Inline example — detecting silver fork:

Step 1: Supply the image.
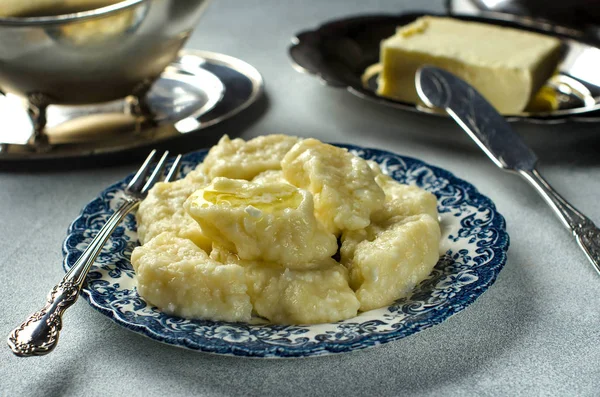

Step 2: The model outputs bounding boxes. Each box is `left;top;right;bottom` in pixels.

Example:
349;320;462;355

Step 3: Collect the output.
7;150;182;357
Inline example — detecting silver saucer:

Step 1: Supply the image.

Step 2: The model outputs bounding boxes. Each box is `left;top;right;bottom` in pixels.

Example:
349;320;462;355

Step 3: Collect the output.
0;50;263;161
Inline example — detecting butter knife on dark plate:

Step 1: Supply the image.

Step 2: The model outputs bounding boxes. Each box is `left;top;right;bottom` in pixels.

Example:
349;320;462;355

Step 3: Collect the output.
416;66;600;274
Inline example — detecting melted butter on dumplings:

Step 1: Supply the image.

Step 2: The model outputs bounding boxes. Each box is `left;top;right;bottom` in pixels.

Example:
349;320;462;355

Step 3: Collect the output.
185;177;337;268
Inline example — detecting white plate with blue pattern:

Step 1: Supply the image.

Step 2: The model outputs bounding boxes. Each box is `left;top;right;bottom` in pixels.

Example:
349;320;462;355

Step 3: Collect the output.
63;144;509;358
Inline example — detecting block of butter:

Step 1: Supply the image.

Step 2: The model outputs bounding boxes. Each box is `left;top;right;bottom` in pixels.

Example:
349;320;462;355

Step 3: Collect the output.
377;16;562;114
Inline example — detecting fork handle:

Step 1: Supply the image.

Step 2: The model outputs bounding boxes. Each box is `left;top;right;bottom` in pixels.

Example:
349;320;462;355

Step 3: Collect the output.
519;168;600;275
7;197;139;357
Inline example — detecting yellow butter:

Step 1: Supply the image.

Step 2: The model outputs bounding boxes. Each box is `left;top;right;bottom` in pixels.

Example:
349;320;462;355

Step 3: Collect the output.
377;16;561;114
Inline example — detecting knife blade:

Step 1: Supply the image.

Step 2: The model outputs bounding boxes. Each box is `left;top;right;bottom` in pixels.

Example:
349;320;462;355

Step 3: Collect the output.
416;66;537;172
416;65;600;275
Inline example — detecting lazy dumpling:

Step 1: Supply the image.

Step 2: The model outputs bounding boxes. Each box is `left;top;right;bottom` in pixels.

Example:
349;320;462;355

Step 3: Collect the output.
341;214;440;311
136;170;212;252
184;177;337;268
199;134;299;180
373;174;439;221
130;233;252;322
341;172;440;311
281;139;385;235
211;247;360;324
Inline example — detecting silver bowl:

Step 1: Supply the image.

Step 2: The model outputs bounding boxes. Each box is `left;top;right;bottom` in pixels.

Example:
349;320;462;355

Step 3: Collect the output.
0;0;210;105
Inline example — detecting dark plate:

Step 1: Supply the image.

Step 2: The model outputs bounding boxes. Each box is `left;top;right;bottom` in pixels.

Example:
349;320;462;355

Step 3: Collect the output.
289;12;600;124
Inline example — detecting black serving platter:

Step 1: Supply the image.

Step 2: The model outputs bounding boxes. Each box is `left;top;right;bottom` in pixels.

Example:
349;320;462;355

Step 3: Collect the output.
289;12;600;124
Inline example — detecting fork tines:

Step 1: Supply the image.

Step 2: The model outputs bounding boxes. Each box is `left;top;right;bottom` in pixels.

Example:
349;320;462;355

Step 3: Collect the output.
127;151;182;194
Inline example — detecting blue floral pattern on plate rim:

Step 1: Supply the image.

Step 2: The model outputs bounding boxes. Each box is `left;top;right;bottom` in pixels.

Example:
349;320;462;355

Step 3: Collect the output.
62;144;509;358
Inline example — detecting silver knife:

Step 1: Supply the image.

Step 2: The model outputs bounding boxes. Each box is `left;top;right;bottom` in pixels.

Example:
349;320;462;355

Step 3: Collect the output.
416;66;600;275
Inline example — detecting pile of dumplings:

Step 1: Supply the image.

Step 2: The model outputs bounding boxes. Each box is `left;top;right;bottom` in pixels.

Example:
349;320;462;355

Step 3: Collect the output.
132;135;440;324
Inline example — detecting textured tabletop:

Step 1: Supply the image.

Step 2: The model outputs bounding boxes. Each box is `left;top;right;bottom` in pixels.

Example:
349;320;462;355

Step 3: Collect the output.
1;1;600;396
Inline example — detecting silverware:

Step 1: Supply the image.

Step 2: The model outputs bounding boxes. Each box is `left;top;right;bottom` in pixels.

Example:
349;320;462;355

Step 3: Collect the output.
0;0;211;145
416;66;600;275
7;150;182;357
0;0;210;105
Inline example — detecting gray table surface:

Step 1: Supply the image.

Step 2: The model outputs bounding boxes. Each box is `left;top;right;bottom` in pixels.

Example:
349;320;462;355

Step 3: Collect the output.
2;1;600;396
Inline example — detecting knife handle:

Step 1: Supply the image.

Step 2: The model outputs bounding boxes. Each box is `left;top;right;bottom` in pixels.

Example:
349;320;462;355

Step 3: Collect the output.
519;168;600;274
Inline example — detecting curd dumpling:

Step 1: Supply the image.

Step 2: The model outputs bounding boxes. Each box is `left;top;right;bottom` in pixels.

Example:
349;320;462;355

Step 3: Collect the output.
211;248;360;324
252;170;288;185
373;174;439;221
136;172;211;252
341;214;440;311
366;160;384;176
130;233;252;322
281;139;385;234
200;134;299;180
185;177;337;268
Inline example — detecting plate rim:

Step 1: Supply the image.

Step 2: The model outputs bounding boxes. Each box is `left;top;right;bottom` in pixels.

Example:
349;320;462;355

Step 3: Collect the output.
62;143;510;358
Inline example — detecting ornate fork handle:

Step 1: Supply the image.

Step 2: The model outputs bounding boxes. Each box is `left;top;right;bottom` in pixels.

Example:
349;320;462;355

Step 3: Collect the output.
8;197;140;357
519;169;600;274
